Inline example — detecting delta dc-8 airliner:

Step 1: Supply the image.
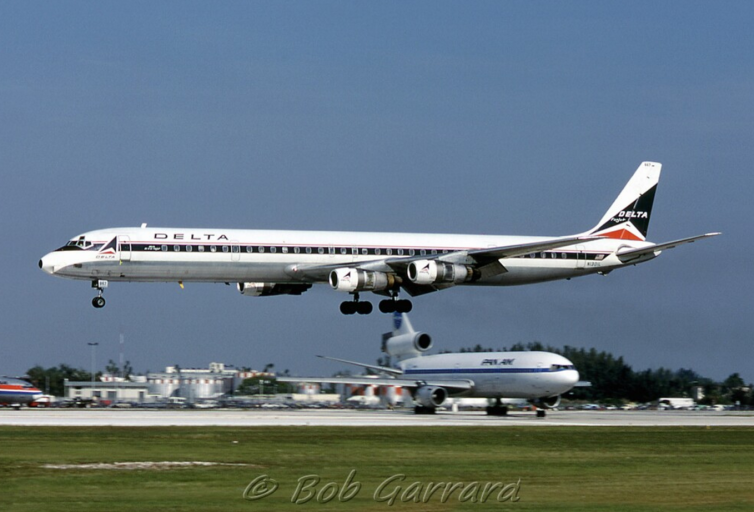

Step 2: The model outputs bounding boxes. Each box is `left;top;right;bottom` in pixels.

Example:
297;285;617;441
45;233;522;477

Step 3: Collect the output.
39;162;718;313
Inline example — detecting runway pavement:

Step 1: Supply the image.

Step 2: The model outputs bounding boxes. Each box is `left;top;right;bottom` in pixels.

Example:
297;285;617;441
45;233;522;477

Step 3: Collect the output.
1;408;753;427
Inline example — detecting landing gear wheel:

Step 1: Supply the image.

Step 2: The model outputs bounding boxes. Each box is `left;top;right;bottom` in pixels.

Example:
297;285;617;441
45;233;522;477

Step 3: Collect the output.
91;280;108;309
340;300;372;315
487;399;508;416
379;299;412;313
396;299;412;313
536;409;546;418
379;300;396;313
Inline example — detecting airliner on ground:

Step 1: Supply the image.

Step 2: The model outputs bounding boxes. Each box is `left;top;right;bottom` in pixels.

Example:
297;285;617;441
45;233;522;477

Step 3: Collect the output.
0;377;43;409
39;162;718;313
279;313;582;416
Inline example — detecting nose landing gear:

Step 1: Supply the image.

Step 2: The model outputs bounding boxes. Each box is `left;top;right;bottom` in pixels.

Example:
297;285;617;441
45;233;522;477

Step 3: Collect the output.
91;280;108;308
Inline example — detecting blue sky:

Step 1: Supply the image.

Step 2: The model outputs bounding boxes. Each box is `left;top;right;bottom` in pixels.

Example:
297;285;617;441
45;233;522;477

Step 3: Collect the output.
1;2;751;383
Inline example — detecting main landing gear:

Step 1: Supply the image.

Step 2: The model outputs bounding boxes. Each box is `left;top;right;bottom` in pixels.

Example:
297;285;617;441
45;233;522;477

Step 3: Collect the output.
339;293;373;315
91;280;108;309
340;293;413;315
340;299;413;315
486;398;508;416
378;298;412;314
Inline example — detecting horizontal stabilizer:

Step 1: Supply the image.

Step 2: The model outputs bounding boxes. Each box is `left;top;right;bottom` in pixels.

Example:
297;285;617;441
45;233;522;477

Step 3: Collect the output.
616;232;721;262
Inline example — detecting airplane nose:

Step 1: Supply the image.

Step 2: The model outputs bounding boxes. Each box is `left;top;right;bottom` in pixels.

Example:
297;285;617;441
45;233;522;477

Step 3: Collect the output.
39;255;55;275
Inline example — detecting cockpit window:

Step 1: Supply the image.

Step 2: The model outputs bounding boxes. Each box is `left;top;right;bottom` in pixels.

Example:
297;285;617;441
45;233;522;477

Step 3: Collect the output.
550;364;575;372
57;237;103;252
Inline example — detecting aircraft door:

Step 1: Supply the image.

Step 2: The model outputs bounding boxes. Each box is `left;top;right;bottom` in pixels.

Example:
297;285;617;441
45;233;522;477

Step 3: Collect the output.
231;241;241;262
576;245;585;269
118;236;131;262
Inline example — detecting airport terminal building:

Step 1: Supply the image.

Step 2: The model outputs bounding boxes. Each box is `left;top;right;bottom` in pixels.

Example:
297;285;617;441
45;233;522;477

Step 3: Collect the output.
65;362;272;404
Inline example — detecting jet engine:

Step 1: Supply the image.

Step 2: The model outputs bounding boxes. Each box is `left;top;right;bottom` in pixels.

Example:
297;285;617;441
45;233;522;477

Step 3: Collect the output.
382;332;432;360
237;282;312;297
414;386;447;408
530;395;561;409
406;260;477;286
329;268;398;293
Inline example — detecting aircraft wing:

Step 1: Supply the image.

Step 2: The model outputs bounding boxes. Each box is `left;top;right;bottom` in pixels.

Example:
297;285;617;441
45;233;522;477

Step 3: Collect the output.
616;232;720;263
316;355;403;377
277;376;474;393
287;235;601;290
465;235;602;264
383;235;601;269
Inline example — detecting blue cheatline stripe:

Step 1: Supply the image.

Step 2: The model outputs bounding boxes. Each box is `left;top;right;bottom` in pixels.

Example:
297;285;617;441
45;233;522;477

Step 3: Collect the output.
0;389;39;396
403;367;564;376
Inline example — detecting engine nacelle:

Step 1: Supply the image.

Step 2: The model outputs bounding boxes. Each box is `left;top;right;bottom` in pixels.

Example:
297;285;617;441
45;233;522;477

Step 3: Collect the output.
415;386;447;408
406;260;476;286
329;268;397;293
530;395;561;409
382;332;432;360
237;282;312;297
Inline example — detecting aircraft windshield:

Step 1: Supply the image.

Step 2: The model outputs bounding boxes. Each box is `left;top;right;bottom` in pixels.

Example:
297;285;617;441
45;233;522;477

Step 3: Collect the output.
57;236;103;252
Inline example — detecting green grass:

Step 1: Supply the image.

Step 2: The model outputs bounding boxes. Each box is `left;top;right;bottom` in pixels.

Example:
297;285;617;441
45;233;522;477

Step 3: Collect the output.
1;426;753;511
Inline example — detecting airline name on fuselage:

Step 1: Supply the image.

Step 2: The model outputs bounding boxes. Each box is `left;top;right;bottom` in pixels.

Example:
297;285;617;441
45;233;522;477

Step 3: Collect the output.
154;233;229;241
481;358;515;366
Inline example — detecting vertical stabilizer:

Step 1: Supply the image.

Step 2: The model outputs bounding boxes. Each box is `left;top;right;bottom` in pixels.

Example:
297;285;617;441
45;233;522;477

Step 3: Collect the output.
382;313;431;362
392;312;414;336
588;162;661;241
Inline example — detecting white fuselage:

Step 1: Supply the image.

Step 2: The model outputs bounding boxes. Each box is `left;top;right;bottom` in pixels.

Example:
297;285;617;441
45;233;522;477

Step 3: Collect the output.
39;226;655;287
399;351;579;399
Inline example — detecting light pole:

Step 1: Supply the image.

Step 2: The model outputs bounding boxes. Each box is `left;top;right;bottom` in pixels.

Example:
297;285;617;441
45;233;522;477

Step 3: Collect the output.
88;342;99;399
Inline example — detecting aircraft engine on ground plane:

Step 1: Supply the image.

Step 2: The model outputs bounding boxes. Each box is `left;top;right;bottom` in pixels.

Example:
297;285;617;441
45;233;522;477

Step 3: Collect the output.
531;395;561;409
406;260;477;286
415;385;447;408
237;282;312;297
382;331;432;360
328;268;398;293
